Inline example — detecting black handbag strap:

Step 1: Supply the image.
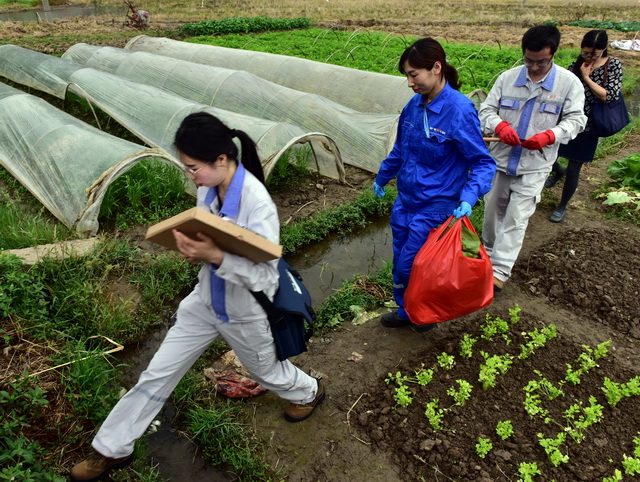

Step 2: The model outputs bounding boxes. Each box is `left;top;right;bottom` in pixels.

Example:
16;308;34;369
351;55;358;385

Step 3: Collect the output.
251;290;283;324
601;57;611;85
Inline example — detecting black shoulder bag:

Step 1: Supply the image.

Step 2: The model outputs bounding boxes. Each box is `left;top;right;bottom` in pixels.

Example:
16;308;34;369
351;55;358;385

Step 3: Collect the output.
589;58;630;138
251;258;315;361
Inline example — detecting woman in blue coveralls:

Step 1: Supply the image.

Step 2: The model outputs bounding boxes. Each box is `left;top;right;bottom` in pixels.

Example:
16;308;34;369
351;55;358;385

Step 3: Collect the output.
373;38;496;332
70;112;324;482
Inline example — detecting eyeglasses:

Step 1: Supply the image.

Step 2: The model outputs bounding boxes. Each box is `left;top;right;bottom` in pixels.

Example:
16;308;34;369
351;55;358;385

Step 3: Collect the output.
581;50;603;60
184;165;204;176
522;57;553;68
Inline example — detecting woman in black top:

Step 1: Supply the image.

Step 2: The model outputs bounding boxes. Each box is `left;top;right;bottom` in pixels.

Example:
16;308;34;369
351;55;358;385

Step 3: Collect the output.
544;29;624;222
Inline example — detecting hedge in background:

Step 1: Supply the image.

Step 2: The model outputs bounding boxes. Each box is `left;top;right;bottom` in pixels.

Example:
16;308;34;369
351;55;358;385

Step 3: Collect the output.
180;16;311;36
568;19;640;32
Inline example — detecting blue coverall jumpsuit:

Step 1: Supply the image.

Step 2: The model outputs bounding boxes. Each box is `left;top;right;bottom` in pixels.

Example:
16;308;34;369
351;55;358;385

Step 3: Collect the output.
375;82;496;322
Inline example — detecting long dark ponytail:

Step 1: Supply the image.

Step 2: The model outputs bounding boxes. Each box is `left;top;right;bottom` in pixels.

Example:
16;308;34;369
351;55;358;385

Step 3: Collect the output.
174;112;265;185
573;29;609;82
399;38;461;91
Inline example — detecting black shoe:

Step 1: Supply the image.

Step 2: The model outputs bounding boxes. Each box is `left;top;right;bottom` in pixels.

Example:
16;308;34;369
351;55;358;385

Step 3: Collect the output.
380;312;411;328
549;207;566;223
412;323;437;333
544;171;564;189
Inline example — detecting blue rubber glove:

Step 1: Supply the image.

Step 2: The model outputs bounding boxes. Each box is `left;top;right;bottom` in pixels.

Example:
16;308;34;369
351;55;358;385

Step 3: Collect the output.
453;201;472;219
372;182;386;198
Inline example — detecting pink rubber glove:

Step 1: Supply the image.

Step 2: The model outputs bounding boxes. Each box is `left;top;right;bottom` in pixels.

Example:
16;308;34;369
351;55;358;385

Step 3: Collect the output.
522;130;556;150
495;121;521;146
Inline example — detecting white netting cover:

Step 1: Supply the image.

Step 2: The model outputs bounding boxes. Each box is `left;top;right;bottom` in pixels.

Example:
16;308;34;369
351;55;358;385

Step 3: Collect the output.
125;35;413;115
62;43;399;173
0;81;181;236
0;45;344;182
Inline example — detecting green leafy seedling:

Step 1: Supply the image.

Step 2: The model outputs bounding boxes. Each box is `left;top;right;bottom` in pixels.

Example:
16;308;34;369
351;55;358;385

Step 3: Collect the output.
537;432;569;467
476;437;493;458
621;455;640;476
603;469;623;482
436;352;455;371
496;420;514;440
424;399;445;431
602;377;625;407
414;365;434;386
459;333;477;359
447;380;473;407
392;384;413;408
517;461;542;482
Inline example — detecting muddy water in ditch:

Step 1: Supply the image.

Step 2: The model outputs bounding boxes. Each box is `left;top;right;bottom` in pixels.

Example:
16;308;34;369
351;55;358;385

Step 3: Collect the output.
116;218;393;479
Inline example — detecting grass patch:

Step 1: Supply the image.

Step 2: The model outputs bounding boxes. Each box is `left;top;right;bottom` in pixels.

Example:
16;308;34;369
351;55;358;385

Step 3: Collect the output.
0;0;36;6
266;146;312;194
314;260;393;332
0;375;62;482
186;402;270;480
1;236;195;343
173;366;271;481
280;186;396;255
0;168;74;250
99;159;194;230
1;236;199;480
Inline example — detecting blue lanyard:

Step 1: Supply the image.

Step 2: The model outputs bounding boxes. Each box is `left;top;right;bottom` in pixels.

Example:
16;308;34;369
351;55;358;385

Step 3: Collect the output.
423;105;430;138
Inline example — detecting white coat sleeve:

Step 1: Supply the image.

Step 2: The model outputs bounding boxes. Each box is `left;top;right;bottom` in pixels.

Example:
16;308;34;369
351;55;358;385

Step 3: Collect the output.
214;198;280;293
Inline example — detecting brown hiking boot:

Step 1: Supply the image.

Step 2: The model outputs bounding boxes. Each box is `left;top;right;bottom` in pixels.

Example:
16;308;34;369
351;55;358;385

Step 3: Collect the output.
284;380;326;422
70;451;133;481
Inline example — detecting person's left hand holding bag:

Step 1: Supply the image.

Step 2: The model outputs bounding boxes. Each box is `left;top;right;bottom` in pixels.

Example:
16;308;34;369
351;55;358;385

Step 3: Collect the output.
173;229;223;265
522;130;555;150
372;182;386;198
452;201;472;219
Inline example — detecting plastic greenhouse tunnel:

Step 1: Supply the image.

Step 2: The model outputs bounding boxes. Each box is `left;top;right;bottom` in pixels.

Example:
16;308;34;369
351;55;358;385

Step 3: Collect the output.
0;81;179;236
0;44;345;182
123;35;414;115
62;43;399;174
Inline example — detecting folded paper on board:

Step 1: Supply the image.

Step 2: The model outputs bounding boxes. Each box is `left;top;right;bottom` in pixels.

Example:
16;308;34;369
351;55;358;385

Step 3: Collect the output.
145;207;282;263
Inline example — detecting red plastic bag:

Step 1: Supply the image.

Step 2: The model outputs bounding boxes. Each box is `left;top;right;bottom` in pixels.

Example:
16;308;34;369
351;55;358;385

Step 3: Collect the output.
405;215;493;325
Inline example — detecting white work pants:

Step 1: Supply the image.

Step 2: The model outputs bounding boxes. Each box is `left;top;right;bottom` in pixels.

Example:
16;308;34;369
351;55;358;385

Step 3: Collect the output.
92;289;317;459
482;170;547;282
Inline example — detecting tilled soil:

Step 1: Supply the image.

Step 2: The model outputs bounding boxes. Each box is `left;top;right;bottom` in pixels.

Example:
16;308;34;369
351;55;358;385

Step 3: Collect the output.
249;138;640;482
354;306;640;481
511;226;640;339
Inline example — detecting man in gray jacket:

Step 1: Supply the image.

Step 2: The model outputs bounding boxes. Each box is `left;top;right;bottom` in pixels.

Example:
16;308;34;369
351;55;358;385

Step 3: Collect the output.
479;25;587;291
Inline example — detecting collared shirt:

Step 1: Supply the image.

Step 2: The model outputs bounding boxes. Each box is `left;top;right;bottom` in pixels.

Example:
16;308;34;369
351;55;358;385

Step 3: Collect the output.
479;64;587;176
195;162;280;323
375;82;496;214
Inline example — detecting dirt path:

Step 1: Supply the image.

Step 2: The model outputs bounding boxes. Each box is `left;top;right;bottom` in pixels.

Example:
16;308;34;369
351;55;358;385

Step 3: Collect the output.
245;134;640;481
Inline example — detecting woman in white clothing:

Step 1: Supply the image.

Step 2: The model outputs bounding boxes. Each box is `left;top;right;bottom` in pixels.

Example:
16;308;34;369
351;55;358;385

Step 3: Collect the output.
70;112;325;482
